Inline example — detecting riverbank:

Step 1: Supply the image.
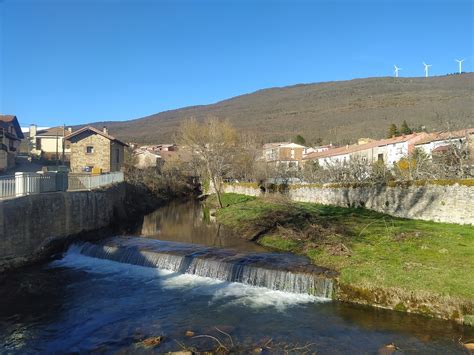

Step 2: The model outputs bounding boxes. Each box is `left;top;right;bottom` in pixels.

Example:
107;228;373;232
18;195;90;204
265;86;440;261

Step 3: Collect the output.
208;193;474;325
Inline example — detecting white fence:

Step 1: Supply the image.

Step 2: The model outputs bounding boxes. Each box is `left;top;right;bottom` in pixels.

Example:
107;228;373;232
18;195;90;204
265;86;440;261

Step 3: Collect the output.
0;172;124;199
68;172;124;191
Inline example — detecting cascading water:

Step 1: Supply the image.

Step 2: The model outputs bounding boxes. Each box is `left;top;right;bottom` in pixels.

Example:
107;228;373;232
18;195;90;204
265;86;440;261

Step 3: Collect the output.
72;236;336;298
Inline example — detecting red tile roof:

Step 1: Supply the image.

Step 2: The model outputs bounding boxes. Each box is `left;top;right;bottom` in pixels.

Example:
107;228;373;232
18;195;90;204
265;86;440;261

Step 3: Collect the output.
303;133;428;160
414;128;474;145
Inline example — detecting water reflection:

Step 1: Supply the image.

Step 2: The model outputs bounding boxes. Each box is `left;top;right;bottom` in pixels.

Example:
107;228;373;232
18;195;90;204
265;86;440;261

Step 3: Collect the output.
135;200;268;253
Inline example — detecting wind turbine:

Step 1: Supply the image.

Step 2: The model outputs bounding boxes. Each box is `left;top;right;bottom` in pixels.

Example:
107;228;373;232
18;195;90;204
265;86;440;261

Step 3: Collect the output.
394;65;402;77
455;59;465;74
423;62;432;77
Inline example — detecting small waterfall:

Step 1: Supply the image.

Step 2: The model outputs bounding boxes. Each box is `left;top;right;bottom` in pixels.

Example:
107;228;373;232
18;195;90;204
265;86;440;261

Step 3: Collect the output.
73;238;335;299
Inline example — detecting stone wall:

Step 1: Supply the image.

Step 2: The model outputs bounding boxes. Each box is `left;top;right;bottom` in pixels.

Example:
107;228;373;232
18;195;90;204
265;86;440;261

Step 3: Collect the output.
0;183;127;269
223;181;474;225
69;131;111;173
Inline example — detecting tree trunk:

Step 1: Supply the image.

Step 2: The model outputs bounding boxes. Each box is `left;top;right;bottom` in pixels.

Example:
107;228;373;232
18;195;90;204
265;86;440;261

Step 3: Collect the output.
213;177;223;208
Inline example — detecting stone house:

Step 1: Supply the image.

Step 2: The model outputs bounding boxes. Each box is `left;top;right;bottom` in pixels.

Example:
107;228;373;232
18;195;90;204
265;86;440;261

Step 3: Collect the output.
66;126;128;173
262;142;306;167
0;115;24;172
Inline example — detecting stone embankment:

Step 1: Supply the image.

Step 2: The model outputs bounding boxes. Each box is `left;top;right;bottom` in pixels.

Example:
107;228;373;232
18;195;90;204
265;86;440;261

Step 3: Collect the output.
0;183;129;270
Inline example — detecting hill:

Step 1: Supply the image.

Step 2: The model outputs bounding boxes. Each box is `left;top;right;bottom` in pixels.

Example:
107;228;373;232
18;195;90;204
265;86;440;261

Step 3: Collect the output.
86;74;474;145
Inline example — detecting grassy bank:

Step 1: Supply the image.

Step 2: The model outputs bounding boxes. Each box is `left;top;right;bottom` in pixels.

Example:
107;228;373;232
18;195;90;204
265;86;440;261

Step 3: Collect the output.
209;193;474;322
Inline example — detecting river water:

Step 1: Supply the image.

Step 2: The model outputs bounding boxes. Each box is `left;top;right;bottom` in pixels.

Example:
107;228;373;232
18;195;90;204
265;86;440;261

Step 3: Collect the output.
1;201;472;354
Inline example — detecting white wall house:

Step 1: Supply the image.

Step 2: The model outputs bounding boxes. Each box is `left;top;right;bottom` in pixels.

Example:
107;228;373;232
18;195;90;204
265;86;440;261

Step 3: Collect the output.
303;133;429;168
414;129;474;158
29;125;73;160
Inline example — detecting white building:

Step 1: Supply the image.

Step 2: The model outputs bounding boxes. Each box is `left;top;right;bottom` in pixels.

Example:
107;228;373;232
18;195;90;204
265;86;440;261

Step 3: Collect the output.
29;125;73;160
303;133;429;168
414;129;474;158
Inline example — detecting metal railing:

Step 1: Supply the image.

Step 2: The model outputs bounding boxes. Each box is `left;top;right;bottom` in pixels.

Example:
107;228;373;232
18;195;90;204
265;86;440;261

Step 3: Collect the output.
0;175;17;199
0;171;124;199
68;172;124;191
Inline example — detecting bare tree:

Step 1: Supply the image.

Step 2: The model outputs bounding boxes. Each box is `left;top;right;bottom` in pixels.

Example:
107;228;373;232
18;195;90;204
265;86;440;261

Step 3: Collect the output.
176;117;240;208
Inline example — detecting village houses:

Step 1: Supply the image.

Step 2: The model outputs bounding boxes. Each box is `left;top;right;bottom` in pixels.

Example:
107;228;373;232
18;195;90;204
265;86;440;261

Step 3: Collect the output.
0;115;24;172
301;129;474;169
28;125;73;160
414;128;474;164
303;133;429;167
262;142;307;167
66;126;128;173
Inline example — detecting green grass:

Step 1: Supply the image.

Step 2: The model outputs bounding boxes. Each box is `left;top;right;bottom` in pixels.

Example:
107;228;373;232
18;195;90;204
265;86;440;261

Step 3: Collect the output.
206;193;256;208
215;193;474;301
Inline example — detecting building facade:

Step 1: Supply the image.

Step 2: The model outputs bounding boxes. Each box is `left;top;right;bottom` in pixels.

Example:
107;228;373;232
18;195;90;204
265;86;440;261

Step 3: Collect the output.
0;115;24;171
29;125;73;160
303;133;429;168
263;142;306;167
66;126;128;173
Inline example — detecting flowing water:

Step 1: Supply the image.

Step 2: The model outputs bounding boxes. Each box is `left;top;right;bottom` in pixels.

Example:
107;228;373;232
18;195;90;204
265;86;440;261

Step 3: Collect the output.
0;201;472;354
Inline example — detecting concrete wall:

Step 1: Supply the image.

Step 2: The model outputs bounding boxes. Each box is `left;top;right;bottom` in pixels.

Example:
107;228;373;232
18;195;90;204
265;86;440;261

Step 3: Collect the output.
223;181;474;225
0;183;126;269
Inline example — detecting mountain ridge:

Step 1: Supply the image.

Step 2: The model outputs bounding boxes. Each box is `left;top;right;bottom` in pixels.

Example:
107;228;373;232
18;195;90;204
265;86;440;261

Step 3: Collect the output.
83;73;474;144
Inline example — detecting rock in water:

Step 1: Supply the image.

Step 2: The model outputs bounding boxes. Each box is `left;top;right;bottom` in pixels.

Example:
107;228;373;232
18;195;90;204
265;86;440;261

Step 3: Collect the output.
378;343;398;354
140;336;163;347
463;342;474;352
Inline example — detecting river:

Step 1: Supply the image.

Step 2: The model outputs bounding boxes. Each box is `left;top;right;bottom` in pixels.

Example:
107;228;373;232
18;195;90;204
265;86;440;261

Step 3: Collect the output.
0;201;472;353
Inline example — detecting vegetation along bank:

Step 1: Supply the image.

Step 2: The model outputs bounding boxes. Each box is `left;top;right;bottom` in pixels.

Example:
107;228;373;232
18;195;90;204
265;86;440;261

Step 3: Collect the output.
207;193;474;325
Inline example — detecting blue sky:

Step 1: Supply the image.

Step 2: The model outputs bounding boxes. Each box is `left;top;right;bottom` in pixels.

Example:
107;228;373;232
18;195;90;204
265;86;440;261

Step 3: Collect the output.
0;0;472;127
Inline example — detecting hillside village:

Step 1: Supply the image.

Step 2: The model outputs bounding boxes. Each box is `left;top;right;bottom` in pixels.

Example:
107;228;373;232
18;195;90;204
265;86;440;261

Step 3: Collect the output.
1;114;473;182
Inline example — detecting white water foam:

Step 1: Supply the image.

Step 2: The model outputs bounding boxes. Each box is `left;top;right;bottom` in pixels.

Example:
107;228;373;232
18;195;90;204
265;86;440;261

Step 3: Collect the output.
51;246;327;309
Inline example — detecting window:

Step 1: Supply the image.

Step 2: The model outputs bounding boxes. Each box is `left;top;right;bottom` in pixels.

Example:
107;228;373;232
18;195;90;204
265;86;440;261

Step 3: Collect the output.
378;153;384;162
86;146;94;154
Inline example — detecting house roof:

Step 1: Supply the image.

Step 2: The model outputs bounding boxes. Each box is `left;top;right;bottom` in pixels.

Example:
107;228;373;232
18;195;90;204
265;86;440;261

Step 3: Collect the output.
36;126;70;137
263;142;291;149
65;126;128;146
414;128;474;146
263;142;307;149
303;133;427;160
432;145;450;153
279;143;307;149
0;115;25;139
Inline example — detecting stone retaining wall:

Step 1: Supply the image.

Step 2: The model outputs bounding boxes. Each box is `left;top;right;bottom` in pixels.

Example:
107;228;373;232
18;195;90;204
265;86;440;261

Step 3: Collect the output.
224;182;474;225
0;183;127;269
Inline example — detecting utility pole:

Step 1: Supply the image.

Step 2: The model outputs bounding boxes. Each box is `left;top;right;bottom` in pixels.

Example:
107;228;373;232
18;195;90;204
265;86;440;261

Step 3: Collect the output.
55;128;59;167
62;124;65;165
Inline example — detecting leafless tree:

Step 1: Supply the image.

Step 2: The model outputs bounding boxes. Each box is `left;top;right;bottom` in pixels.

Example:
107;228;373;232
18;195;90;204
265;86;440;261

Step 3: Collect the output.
176;117;242;208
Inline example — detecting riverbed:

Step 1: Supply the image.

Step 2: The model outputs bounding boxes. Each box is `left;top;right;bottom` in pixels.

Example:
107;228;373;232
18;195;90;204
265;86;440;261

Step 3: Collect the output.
1;201;472;353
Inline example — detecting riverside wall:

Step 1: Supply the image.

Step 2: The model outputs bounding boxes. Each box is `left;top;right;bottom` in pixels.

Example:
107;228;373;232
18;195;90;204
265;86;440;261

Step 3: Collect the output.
223;181;474;225
0;183;127;270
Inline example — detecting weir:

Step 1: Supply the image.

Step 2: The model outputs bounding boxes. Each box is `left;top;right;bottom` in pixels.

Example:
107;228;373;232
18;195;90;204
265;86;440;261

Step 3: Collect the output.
72;236;336;298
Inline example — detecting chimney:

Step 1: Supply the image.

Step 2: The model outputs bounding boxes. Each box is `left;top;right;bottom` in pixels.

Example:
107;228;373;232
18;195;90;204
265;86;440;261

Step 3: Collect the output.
29;124;37;138
67;127;72;133
103;126;108;135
